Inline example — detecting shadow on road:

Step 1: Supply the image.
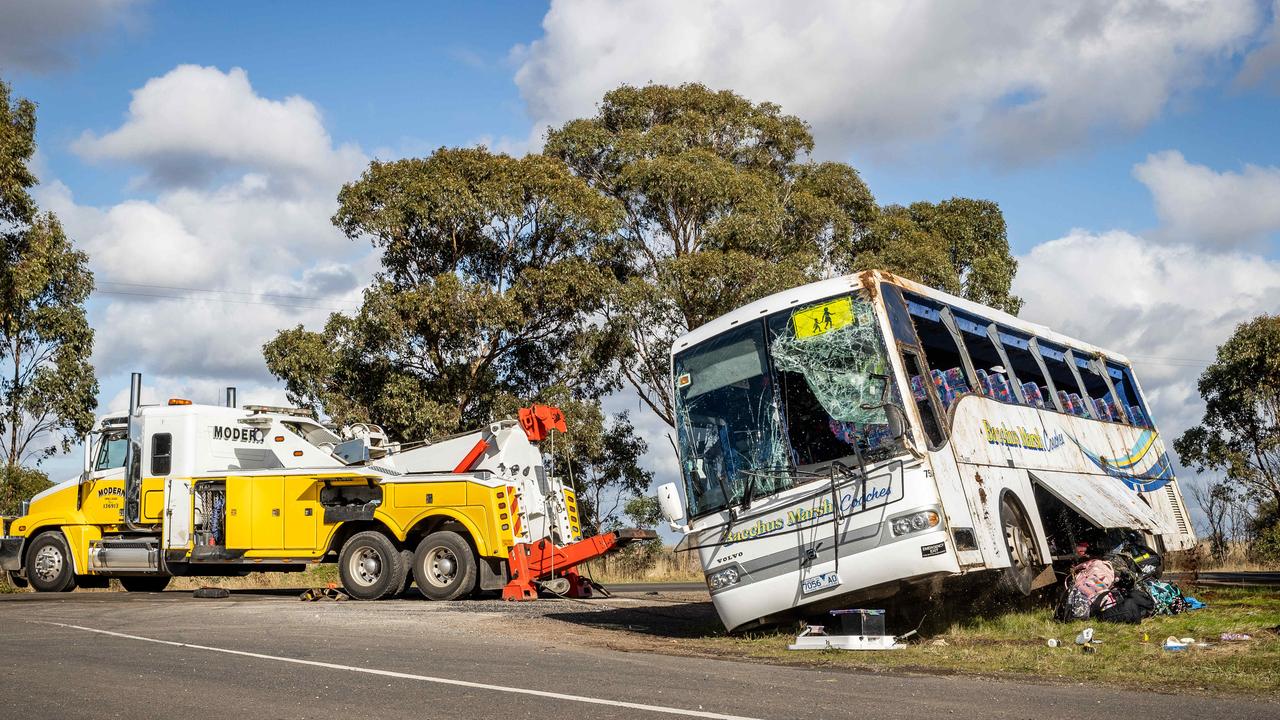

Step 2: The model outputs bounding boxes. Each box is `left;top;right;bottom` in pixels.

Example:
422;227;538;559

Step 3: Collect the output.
545;599;726;638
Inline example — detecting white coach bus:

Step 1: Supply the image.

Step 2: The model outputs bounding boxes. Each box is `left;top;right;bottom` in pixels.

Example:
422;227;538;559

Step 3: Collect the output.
656;270;1195;631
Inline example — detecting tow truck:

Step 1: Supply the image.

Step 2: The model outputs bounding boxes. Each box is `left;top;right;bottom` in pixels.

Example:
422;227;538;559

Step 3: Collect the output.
0;374;653;600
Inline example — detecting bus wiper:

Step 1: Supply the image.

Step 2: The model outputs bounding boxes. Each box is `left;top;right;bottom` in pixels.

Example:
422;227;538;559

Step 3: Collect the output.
741;474;757;511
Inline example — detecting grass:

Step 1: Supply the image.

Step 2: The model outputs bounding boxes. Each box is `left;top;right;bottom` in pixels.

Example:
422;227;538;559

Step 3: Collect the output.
1167;541;1280;574
674;586;1280;697
579;545;704;585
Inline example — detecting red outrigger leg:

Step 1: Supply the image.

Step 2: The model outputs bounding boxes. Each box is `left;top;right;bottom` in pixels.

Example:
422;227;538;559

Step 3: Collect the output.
502;529;656;601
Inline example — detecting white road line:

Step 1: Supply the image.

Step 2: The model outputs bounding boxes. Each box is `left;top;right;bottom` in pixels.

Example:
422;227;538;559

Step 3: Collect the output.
34;621;763;720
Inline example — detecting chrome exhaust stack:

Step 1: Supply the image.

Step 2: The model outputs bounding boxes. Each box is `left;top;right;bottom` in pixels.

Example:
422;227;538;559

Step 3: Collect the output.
123;372;144;529
225;387;237;408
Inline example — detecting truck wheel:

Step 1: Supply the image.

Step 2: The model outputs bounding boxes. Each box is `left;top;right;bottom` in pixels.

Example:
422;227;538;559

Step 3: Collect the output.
26;532;78;593
338;531;405;600
120;576;172;593
399;550;415;596
998;494;1043;596
412;531;477;601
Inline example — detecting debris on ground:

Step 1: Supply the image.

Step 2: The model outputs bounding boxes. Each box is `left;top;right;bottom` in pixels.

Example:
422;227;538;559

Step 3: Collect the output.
193;586;229;599
1055;541;1202;624
300;584;349;601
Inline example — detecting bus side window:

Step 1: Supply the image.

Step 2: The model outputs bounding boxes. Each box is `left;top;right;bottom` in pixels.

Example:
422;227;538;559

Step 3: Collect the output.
1076;356;1120;422
996;330;1049;409
900;348;945;448
151;433;173;476
902;295;974;410
1112;365;1152;427
1037;341;1088;417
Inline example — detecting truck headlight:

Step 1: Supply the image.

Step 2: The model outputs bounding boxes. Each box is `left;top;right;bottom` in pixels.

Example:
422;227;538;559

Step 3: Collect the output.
706;565;742;591
890;510;940;537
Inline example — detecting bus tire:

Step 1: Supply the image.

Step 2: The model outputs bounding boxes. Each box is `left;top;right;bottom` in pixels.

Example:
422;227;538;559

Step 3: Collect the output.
412;531;477;601
338;531;405;600
120;576;171;593
399;550;415;596
26;532;78;593
998;494;1043;596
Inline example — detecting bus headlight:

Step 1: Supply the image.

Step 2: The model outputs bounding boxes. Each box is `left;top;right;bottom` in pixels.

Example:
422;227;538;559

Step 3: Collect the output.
890;510;940;537
706;565;742;591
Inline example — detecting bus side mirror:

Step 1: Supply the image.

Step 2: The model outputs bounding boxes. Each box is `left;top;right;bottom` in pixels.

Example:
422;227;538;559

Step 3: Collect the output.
884;404;907;440
657;482;687;530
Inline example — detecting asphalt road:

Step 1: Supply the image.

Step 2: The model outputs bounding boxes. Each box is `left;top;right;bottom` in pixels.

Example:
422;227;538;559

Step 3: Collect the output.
1;590;1275;720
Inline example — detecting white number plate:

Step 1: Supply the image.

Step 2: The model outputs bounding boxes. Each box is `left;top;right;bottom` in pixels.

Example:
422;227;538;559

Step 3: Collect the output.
801;571;841;595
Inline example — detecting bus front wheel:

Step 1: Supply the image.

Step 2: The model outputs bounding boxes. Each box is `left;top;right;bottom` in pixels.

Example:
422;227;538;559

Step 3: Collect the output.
998;495;1044;596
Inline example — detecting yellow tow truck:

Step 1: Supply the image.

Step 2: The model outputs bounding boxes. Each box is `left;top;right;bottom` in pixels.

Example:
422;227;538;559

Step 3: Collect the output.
0;374;649;599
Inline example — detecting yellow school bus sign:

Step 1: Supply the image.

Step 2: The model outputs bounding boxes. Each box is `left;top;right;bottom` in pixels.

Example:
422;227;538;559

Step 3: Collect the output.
793;297;855;338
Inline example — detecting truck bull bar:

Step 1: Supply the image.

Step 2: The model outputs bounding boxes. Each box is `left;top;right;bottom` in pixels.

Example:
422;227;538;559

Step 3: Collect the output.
503;528;658;601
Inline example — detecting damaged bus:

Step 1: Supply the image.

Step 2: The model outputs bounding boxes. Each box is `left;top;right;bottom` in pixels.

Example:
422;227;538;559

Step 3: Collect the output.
656;270;1195;631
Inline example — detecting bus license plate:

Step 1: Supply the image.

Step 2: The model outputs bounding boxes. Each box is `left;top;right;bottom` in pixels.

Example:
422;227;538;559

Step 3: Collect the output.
801;572;841;595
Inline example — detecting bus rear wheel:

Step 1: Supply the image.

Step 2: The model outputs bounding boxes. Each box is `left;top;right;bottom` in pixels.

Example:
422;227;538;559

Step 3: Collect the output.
998;494;1044;596
120;576;171;593
26;532;77;593
338;531;405;600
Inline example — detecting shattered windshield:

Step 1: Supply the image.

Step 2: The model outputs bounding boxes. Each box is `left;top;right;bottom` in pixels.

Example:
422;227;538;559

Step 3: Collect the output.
673;323;789;518
673;292;902;518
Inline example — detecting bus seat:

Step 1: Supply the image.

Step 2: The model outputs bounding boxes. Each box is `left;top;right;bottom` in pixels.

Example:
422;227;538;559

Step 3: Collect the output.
975;368;993;398
944;368;970;396
1057;390;1075;414
909;375;927;402
930;369;955;408
1110;402;1126;422
1094;398;1112;421
1129;405;1148;427
1069;393;1088;417
987;372;1012;403
1021;382;1045;408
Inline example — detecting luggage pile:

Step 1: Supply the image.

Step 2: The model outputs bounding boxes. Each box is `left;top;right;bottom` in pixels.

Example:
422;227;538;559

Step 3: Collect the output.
1055;543;1198;624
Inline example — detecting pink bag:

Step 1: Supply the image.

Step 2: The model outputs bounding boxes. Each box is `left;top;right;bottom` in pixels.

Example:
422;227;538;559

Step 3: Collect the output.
1071;559;1115;603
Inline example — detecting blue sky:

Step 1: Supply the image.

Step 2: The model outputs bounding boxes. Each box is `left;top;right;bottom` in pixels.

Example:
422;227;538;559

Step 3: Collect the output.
4;1;1280;513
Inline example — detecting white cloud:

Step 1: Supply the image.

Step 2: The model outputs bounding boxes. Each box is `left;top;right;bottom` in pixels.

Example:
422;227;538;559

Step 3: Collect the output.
37;65;377;389
1237;0;1280;89
1134;150;1280;250
514;0;1262;162
0;0;144;73
1015;229;1280;439
73;65;366;191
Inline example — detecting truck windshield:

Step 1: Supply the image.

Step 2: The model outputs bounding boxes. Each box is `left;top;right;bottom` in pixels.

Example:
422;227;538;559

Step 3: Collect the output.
95;435;128;471
673;292;901;518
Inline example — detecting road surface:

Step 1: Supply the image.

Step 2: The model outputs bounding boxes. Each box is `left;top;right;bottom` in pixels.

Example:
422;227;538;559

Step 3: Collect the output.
0;589;1274;720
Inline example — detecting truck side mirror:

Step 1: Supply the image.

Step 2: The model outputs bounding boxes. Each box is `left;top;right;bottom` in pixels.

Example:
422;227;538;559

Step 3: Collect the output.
656;482;686;529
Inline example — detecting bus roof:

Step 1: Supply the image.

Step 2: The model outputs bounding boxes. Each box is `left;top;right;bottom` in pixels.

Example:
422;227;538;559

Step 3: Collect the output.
671;270;1131;366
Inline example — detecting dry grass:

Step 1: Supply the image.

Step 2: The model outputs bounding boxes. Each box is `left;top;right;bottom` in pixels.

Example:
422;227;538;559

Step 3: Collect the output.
579;546;703;585
1167;541;1280;573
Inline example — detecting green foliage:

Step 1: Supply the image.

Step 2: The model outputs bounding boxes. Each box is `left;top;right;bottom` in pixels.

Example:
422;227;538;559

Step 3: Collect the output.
0;464;49;516
847;199;1022;313
1253;521;1280;565
492;387;653;536
1175;314;1280;512
0;80;38;227
0;78;98;502
265;147;627;440
547;83;1019;424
